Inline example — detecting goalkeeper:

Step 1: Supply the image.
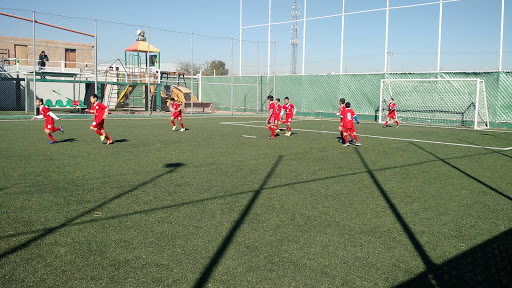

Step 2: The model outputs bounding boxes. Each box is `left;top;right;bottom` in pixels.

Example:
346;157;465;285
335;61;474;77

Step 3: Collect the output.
383;97;399;128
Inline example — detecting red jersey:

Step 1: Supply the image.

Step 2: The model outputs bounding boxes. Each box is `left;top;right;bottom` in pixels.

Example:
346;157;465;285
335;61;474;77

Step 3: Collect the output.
339;104;346;114
172;102;181;115
339;104;346;123
283;103;295;116
275;103;282;117
340;108;356;129
388;102;396;117
269;102;276;115
89;102;109;122
39;105;53;122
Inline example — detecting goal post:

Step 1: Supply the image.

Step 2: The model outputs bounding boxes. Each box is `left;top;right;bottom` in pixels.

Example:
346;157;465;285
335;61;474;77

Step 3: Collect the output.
379;78;489;129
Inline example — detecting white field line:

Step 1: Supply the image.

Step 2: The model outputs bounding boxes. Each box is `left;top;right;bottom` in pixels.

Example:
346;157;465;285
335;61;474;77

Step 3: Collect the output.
0;115;268;122
242;135;257;138
312;118;512;133
222;122;512;151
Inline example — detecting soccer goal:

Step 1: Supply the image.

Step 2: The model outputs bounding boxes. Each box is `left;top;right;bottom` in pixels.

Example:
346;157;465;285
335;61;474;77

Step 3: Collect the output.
379;78;489;129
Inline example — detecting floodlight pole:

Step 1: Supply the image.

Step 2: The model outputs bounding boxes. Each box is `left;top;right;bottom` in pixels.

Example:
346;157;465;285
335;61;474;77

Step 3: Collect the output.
94;19;98;97
33;11;36;115
268;0;272;76
256;41;260;113
302;0;306;75
231;38;234;115
240;0;242;75
384;0;390;74
191;32;194;115
499;0;505;71
340;0;345;74
437;0;443;73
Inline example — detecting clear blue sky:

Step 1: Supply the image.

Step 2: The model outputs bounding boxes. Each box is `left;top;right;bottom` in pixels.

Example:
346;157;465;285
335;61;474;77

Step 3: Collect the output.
0;0;510;74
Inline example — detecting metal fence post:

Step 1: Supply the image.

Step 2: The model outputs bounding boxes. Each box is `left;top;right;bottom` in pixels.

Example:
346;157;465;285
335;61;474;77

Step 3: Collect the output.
256;41;259;113
499;0;505;71
231;38;234;115
33;11;36;115
191;32;194;115
147;26;151;115
94;19;98;99
384;0;390;73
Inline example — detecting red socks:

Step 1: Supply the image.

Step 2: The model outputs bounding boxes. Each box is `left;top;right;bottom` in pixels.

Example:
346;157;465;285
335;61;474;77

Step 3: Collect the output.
180;122;184;129
354;135;359;142
95;129;103;136
47;134;55;141
396;120;399;126
384;121;388;126
51;127;60;133
344;134;349;143
269;126;275;137
171;120;175;126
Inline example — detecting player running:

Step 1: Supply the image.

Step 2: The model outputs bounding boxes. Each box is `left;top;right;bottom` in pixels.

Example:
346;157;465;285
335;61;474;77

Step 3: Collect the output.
340;102;361;147
169;98;185;131
282;97;296;136
31;98;64;144
266;95;276;138
274;98;282;134
86;94;113;145
383;97;399;128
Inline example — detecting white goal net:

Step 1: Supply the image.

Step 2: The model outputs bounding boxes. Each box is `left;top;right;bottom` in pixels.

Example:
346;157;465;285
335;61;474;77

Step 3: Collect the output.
379;78;489;129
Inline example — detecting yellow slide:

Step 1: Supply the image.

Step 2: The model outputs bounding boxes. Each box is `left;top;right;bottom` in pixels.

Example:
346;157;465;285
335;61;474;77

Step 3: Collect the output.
117;85;137;106
171;85;198;104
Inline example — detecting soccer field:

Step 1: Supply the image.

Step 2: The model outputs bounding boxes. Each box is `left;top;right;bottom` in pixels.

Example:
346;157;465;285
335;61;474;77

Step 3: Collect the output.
1;116;511;287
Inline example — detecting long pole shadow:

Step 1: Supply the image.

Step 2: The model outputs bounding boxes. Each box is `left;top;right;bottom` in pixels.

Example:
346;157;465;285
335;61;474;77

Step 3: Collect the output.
0;163;184;260
193;155;283;288
411;142;512;202
355;149;439;288
1;150;499;241
459;138;512;160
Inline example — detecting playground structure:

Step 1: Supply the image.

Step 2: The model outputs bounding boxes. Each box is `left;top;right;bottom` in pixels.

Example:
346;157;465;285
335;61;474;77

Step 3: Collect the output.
0;12;212;114
92;34;210;113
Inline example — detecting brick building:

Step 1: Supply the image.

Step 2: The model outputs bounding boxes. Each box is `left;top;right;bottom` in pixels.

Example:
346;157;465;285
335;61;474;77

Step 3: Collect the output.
0;36;93;69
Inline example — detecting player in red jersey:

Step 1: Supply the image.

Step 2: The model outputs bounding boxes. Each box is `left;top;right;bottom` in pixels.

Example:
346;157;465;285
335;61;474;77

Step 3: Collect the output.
31;98;64;144
282;97;296;136
335;98;346;142
169;98;185;131
340;102;361;146
266;95;276;138
274;98;282;134
86;94;113;145
383;97;399;128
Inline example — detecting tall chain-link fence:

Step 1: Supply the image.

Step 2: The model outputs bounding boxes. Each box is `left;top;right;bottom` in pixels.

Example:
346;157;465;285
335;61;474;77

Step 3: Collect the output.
1;4;511;128
200;71;512;127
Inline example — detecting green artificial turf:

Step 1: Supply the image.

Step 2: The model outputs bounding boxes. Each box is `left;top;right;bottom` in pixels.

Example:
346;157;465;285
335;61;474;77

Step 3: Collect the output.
1;116;511;287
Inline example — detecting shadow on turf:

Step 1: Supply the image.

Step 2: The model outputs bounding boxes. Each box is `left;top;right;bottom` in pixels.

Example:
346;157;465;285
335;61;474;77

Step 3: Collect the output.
193;155;283;288
355;149;440;287
411;142;512;202
0;150;503;241
57;138;76;143
0;162;184;260
113;139;129;143
458;138;512;160
356;148;512;287
394;228;512;288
